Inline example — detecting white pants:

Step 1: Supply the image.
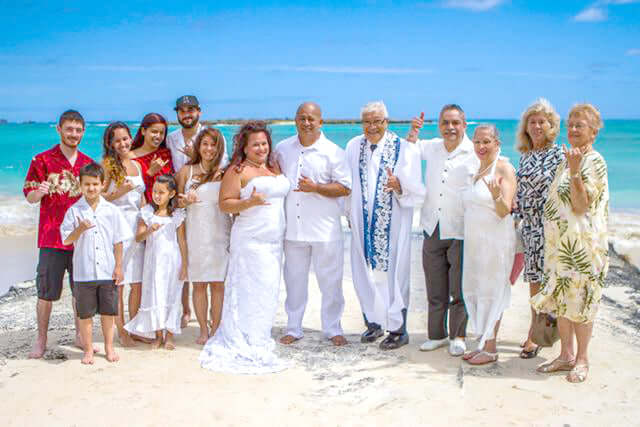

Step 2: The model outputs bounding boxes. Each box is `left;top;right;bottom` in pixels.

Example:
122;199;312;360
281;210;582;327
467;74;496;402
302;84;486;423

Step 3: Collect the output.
283;240;345;339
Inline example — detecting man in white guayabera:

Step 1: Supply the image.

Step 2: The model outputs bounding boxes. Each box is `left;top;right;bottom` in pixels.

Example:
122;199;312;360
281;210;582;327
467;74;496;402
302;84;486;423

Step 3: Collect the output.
406;105;480;357
275;102;352;346
345;101;425;350
166;95;228;328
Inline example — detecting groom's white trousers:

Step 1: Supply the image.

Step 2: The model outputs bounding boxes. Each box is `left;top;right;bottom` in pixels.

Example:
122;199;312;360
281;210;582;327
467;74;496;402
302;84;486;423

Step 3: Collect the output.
283;239;345;339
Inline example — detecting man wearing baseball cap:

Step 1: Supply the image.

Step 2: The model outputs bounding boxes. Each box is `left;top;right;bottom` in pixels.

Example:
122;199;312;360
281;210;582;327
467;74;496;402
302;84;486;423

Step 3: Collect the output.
166;95;228;172
166;95;228;328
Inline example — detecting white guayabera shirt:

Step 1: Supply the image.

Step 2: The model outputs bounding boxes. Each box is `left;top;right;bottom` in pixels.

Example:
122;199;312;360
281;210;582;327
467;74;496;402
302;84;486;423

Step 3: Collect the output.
275;133;352;242
167;122;229;172
416;135;479;240
60;196;132;282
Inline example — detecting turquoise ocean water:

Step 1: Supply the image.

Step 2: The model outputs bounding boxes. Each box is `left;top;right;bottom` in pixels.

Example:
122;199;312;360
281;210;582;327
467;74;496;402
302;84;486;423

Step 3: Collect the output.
0;120;638;232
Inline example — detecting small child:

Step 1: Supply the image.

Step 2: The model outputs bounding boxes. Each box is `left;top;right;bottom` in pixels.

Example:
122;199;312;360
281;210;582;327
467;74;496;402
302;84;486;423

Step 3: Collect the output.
60;163;132;364
124;174;188;350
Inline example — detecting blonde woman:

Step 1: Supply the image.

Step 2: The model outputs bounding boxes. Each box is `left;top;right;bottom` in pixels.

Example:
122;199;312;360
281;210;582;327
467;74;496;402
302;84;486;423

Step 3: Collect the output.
531;104;609;383
513;98;563;359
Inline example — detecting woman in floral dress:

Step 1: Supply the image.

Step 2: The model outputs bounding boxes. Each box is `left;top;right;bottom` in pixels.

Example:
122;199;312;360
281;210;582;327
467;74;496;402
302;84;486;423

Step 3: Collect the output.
531;103;609;383
514;98;563;359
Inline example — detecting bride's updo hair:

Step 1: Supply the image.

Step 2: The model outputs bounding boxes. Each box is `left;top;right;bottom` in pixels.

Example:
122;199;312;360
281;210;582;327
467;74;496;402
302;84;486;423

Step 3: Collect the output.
229;120;277;173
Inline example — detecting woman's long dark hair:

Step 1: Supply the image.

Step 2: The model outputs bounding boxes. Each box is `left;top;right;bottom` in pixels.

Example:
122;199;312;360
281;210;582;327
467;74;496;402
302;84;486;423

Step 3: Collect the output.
229;120;277;173
102;121;132;187
151;174;178;216
186;127;225;187
132;113;168;150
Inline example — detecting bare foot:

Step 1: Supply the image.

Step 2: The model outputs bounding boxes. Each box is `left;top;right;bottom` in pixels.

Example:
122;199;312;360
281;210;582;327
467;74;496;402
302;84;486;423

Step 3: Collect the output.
181;313;190;328
150;338;162;349
81;351;95;365
330;335;348;346
28;337;47;359
164;337;176;350
105;349;120;363
131;334;153;344
75;335;100;354
118;332;137;348
196;332;209;345
279;334;300;345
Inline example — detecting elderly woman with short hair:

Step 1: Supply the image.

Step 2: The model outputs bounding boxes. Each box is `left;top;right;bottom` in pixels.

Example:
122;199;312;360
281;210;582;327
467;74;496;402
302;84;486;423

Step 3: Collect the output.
531;104;609;383
513;98;563;359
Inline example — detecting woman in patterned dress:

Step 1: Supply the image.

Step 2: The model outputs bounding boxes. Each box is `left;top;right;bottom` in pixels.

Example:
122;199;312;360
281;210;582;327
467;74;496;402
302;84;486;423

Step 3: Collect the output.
514;99;563;359
531;104;609;383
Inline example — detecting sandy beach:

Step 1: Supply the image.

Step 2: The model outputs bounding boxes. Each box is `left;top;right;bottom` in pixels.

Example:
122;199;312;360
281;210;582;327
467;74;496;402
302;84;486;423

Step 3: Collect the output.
1;230;639;426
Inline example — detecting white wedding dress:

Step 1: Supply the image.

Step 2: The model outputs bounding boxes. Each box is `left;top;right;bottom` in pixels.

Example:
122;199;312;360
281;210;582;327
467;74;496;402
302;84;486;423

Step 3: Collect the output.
199;174;291;374
462;157;516;350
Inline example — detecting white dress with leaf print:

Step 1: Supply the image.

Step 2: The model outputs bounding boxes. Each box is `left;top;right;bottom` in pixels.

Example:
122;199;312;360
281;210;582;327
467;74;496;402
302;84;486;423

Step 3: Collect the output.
531;150;609;323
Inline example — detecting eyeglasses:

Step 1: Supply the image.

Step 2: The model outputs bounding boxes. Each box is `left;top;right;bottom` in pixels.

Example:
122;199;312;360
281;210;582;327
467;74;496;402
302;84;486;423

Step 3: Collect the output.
362;119;387;127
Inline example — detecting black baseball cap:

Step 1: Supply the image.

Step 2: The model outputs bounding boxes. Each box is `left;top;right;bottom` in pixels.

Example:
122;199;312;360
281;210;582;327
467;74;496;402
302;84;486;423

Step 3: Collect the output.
174;95;200;110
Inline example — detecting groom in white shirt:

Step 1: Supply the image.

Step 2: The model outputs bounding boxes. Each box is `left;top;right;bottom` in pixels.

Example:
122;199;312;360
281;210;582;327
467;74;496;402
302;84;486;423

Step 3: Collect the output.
406;104;479;356
275;102;352;346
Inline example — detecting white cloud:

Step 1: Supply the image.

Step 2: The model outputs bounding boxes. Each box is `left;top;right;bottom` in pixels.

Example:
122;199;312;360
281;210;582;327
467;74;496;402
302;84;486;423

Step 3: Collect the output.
627;48;640;56
441;0;506;11
573;6;607;21
264;66;433;74
573;0;639;22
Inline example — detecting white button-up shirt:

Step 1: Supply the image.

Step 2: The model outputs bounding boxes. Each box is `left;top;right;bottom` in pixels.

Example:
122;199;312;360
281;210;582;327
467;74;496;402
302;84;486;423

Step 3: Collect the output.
60;196;132;282
275;133;351;242
166;123;229;172
417;135;479;240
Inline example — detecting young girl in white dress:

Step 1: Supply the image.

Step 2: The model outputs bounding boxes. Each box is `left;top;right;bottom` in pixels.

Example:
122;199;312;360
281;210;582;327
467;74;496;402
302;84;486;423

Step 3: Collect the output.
176;127;231;345
125;174;188;350
461;124;517;365
101;122;145;347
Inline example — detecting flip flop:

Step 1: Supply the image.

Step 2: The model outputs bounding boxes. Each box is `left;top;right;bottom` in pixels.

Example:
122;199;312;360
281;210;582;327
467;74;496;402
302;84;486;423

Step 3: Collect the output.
467;351;498;365
536;358;575;373
519;345;541;359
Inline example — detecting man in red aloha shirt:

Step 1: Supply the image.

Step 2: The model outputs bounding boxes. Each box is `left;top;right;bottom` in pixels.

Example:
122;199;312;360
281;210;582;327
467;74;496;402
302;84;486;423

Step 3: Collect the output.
23;110;94;359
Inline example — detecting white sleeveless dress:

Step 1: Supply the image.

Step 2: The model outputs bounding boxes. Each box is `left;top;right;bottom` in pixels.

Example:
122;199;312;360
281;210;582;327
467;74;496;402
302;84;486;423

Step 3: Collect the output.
124;206;186;339
107;163;145;285
199;174;291;374
462;157;516;350
185;166;231;282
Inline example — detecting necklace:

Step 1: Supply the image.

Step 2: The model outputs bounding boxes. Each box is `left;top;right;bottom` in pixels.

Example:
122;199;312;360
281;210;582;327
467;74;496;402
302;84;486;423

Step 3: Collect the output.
245;158;266;168
475;159;495;180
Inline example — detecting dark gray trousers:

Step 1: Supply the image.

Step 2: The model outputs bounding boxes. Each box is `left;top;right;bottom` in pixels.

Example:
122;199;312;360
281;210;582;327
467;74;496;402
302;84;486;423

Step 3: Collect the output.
422;223;466;340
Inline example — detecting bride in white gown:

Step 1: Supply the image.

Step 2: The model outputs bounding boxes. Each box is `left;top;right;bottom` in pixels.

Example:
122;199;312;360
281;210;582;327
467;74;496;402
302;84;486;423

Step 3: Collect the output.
199;121;291;374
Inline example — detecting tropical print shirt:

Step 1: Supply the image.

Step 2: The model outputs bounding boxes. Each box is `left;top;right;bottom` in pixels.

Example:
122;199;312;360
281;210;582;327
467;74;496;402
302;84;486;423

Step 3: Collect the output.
23;144;94;250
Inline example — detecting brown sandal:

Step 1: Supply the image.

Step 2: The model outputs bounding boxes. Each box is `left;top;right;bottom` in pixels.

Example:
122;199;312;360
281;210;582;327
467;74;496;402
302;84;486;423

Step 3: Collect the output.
536;358;575;373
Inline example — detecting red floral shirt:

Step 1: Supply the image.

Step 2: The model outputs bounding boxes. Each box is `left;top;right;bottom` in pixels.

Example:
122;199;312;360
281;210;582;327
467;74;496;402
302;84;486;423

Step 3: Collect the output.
23;145;94;250
133;148;174;203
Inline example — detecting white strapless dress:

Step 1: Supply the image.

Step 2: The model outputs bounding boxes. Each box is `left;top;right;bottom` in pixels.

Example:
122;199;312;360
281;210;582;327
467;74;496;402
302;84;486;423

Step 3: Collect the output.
185;167;231;282
107;165;145;285
199;174;291;374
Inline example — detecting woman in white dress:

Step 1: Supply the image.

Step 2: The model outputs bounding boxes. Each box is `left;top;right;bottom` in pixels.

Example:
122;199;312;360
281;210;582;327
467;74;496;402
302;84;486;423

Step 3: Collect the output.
461;124;517;365
101;122;146;347
176;127;232;345
199;121;290;374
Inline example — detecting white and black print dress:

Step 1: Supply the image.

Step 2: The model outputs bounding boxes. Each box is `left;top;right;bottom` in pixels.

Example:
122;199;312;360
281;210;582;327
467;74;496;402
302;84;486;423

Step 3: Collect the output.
514;145;563;283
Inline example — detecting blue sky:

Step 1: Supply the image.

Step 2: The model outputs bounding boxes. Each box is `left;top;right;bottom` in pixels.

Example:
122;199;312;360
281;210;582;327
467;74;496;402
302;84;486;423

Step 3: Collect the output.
1;0;639;121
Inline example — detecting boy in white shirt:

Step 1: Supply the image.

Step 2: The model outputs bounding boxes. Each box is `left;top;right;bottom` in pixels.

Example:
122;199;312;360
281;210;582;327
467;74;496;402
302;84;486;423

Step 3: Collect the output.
61;163;132;365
